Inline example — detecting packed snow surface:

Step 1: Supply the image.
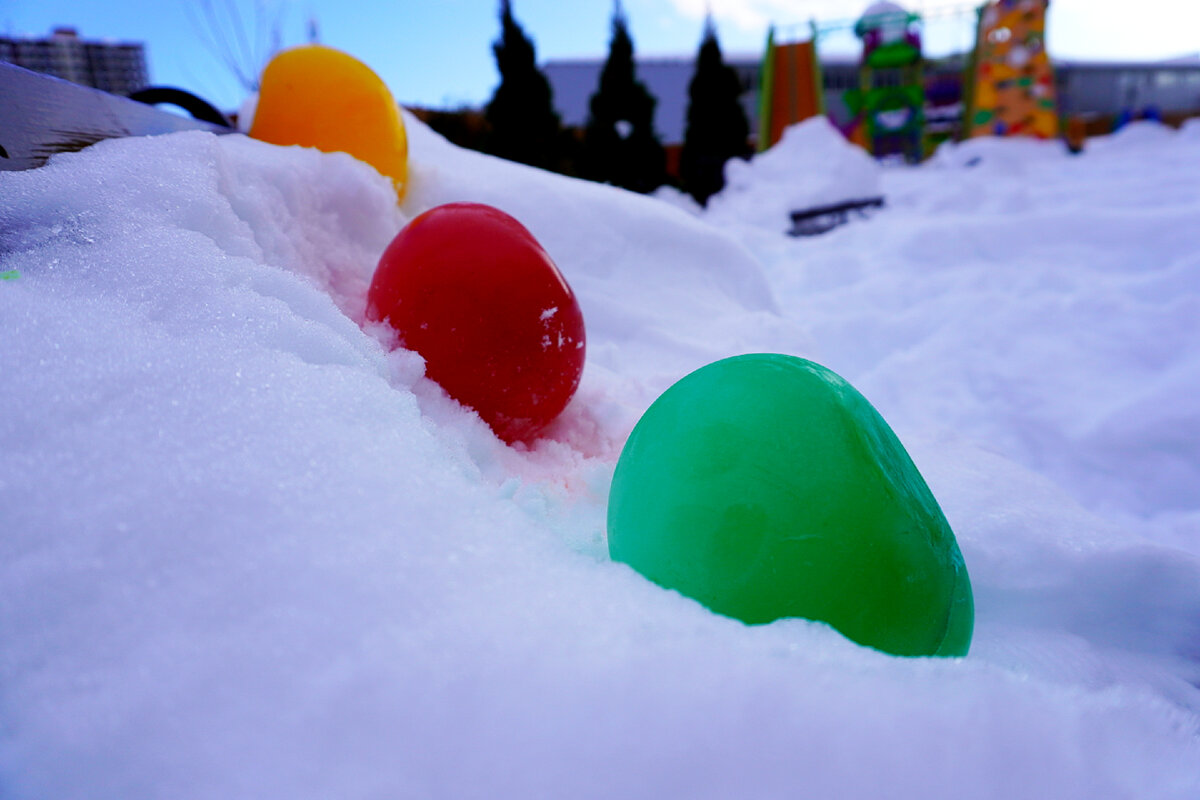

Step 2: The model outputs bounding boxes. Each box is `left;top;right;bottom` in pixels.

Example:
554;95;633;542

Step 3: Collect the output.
2;115;1199;798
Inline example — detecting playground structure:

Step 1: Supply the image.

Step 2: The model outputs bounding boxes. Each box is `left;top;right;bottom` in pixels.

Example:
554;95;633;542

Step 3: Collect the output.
847;2;926;162
963;0;1058;139
761;2;938;162
756;24;823;151
758;0;1068;161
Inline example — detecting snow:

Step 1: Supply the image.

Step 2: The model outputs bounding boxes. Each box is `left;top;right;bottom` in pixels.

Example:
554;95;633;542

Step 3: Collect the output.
1;110;1199;798
705;118;883;232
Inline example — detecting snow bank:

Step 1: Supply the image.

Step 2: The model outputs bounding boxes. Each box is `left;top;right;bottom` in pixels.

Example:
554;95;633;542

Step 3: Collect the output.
731;122;1200;530
399;116;808;403
1;115;1199;799
705;117;883;234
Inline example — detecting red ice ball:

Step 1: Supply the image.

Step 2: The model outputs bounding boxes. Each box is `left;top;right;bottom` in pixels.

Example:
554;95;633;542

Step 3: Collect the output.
367;202;586;443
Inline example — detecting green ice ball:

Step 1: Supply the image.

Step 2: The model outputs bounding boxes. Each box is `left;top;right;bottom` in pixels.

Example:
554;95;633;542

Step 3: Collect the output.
607;354;973;657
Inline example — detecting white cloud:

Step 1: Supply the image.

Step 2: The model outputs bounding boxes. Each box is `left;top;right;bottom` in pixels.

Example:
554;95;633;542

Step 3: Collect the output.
661;0;968;32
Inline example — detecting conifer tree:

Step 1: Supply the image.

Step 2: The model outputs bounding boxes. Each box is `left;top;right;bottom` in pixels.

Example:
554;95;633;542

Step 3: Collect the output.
581;2;666;193
485;0;562;171
680;17;751;205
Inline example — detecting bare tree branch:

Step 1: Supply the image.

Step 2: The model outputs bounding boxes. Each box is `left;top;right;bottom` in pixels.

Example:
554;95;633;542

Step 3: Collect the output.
188;0;289;93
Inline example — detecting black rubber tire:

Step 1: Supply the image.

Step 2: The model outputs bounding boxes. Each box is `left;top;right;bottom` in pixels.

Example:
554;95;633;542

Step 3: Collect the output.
128;87;233;128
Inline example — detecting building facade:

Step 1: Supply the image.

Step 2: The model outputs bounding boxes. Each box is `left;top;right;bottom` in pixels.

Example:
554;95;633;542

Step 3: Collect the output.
0;27;148;97
543;54;1200;146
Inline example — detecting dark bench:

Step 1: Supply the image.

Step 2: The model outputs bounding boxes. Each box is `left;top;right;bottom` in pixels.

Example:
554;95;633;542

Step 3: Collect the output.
788;196;885;237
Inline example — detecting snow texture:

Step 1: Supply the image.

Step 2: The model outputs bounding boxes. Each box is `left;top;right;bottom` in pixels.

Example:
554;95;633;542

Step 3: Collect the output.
1;113;1198;799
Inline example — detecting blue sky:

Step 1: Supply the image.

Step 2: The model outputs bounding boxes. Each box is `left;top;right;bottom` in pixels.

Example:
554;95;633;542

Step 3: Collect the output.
4;1;1198;112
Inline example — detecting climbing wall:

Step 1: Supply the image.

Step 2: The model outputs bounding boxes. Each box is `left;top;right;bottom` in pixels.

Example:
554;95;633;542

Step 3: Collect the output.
967;0;1058;139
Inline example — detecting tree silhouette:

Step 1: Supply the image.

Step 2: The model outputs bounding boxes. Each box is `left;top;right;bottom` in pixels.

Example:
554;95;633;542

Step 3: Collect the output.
485;0;563;171
680;17;751;205
581;2;666;193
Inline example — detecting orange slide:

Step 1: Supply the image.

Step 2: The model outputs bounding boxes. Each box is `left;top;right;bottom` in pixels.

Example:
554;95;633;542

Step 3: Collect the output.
758;28;825;151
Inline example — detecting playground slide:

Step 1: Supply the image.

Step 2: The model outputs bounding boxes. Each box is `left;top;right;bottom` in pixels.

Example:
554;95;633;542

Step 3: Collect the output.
758;31;823;151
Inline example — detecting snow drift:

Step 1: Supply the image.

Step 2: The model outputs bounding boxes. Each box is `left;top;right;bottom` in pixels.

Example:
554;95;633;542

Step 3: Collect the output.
1;114;1198;799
